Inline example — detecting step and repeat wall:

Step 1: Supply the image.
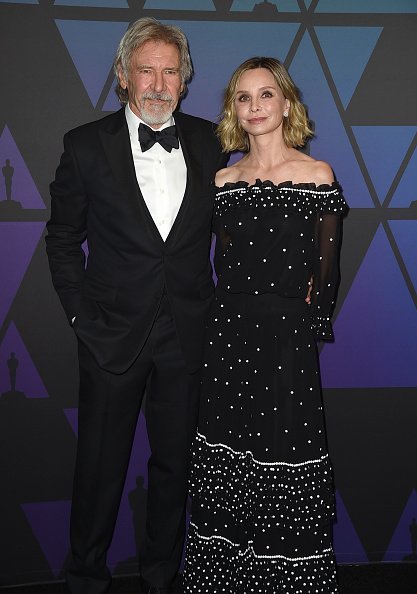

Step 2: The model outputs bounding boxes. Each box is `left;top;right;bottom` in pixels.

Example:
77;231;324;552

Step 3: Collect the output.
1;0;416;585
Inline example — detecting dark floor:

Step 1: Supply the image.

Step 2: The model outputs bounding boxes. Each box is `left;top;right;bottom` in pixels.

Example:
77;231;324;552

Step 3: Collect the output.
0;564;417;594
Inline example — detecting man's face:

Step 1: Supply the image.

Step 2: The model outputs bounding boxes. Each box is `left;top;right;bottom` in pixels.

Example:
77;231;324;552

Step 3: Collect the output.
118;40;183;129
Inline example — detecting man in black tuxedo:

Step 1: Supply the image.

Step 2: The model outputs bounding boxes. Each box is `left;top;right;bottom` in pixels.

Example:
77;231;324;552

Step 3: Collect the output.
46;18;227;594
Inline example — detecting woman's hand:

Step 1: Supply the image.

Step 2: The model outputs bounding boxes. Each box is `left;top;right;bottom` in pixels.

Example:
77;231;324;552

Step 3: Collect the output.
305;277;313;304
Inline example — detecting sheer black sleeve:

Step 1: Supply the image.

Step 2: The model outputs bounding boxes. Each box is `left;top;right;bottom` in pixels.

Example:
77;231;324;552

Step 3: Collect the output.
310;185;348;340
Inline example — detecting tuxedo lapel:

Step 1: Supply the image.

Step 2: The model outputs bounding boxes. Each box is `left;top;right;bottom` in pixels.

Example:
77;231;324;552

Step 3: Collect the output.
99;109;165;248
98;110;209;251
164;113;201;248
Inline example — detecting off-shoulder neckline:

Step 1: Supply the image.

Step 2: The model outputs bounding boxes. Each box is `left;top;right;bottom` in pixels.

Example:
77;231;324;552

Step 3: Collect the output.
214;179;341;192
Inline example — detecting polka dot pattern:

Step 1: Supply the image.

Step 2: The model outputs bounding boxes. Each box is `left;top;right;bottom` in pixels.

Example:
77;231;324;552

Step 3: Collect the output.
184;181;345;592
212;180;347;341
215;180;346;218
184;522;338;593
190;433;334;532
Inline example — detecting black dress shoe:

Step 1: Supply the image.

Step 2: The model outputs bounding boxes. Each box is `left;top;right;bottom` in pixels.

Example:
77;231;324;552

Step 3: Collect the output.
139;575;177;594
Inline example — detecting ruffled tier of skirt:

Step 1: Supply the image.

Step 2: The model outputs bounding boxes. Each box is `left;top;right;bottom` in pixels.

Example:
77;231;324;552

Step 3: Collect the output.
184;433;338;593
184;522;338;593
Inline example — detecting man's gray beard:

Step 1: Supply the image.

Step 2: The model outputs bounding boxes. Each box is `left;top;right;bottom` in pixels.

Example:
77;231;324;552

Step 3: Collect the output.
140;92;174;127
141;106;173;127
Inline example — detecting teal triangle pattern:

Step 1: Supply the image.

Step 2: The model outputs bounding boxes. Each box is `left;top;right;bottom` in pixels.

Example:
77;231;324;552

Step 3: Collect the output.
315;27;382;108
352;126;417;203
390;140;417;207
55;20;129;107
320;225;417;388
231;0;300;11
290;31;373;207
169;20;299;123
389;221;417;295
103;79;122;112
315;0;417;13
55;0;128;5
383;489;417;561
144;0;215;8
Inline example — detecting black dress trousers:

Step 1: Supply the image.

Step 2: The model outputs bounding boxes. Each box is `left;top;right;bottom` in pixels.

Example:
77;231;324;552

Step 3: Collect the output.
66;295;201;593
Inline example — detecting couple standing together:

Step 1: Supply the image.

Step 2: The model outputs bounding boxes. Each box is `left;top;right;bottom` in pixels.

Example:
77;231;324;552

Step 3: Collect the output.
46;17;347;594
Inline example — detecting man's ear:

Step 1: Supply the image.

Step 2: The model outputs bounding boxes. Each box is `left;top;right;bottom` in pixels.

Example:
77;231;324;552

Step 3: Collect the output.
117;66;127;89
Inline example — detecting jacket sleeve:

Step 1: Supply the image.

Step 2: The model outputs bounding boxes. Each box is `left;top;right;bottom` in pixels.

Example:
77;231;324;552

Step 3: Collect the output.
45;131;88;324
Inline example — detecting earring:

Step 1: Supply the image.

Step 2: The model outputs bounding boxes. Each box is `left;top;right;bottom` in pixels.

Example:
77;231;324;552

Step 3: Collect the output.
283;111;288;117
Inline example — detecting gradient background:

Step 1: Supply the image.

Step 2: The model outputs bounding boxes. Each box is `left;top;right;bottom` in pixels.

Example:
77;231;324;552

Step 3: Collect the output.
0;0;417;586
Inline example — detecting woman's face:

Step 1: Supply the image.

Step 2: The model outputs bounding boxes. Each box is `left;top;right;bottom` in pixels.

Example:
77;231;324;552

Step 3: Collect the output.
234;67;290;138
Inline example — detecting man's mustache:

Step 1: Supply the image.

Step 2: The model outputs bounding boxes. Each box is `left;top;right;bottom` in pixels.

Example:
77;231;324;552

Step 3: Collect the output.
142;91;173;102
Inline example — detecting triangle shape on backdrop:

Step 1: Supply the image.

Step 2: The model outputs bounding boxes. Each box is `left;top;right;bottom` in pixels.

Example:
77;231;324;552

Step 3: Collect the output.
55;20;129;107
333;491;368;563
145;0;215;8
315;27;382;109
289;32;373;207
320;225;417;388
0;223;45;329
315;0;417;12
103;80;121;112
212;0;233;9
390;141;417;208
0;126;45;209
389;221;417;296
352;126;417;204
383;489;417;562
55;0;128;5
230;0;299;11
173;20;300;123
0;321;48;398
22;501;71;578
64;408;78;436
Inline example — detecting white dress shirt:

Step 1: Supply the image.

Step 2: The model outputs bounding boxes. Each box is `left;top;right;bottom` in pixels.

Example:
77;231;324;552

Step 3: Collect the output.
125;104;187;241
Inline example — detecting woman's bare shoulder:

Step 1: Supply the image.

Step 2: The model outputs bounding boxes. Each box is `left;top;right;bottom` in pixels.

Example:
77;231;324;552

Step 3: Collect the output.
292;156;335;186
214;163;245;187
311;160;335;185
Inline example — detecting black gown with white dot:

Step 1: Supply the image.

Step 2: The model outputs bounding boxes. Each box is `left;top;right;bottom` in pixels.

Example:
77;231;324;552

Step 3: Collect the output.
183;180;348;593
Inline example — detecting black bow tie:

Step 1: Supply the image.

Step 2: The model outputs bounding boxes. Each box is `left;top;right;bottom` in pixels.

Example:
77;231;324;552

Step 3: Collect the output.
138;123;179;153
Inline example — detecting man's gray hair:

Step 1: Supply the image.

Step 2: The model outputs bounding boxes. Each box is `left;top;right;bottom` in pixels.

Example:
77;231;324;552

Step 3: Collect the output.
114;17;193;104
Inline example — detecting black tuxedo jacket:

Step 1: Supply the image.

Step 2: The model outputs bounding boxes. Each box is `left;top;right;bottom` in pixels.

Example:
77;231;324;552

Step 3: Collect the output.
46;108;227;374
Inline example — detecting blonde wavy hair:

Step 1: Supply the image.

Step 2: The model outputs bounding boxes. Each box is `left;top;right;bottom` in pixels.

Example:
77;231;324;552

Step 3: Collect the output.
217;57;313;152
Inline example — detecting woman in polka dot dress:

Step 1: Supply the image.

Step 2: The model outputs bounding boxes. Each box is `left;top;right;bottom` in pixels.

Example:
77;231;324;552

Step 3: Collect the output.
183;57;347;593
